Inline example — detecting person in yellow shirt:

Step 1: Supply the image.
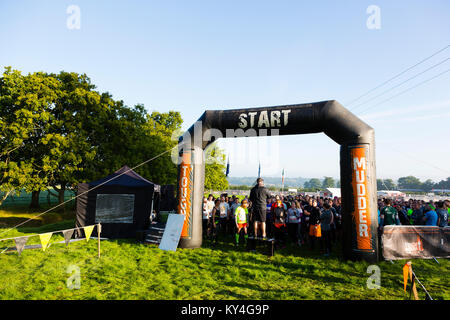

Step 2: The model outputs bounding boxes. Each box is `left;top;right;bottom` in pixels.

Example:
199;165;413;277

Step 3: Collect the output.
234;199;249;246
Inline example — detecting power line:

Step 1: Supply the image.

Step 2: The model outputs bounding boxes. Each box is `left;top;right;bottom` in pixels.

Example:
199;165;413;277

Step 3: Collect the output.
358;67;450;116
346;44;450;107
386;146;450;176
351;57;450;113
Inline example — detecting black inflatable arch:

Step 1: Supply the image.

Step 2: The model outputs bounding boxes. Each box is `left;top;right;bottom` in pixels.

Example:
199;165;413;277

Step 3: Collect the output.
176;100;378;262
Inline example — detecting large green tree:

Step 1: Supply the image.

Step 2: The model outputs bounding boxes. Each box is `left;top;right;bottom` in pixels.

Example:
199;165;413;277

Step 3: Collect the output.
304;178;322;190
0;67;183;207
397;176;422;190
377;178;397;190
322;176;335;188
0;68;61;207
435;177;450;190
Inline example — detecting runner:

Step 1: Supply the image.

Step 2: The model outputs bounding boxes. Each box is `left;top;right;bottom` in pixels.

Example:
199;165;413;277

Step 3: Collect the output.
234;199;249;247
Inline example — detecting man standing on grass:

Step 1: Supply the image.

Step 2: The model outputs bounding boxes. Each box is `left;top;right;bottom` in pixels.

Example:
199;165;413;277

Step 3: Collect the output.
249;178;271;239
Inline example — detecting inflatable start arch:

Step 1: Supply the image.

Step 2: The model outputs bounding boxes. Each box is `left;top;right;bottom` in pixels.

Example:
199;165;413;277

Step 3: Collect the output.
176;100;379;262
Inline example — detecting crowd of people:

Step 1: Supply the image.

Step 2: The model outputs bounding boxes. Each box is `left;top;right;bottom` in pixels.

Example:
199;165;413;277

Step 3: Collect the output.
379;198;449;228
202;178;450;257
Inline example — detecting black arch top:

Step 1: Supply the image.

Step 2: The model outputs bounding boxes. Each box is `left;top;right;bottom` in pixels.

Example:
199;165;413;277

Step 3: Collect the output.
181;100;374;150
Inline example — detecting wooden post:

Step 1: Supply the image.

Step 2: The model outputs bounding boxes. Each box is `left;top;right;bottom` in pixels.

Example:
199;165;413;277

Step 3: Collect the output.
97;223;101;259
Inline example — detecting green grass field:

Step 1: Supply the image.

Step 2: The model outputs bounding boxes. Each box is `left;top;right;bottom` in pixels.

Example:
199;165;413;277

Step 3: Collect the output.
0;210;448;300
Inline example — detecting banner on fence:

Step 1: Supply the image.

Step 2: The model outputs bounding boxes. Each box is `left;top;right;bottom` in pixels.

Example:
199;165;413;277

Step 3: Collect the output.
382;226;450;260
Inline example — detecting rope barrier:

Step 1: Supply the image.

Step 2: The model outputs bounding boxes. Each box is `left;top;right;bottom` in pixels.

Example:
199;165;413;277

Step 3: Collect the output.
0;142;184;238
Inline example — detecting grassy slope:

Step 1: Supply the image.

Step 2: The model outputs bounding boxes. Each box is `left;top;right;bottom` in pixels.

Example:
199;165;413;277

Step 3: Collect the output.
0;219;448;300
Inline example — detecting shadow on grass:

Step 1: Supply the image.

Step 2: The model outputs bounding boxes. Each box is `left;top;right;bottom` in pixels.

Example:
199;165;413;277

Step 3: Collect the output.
0;210;76;235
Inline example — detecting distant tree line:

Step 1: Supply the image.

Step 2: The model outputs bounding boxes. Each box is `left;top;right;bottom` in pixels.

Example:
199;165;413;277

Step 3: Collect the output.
377;176;450;192
227;175;450;193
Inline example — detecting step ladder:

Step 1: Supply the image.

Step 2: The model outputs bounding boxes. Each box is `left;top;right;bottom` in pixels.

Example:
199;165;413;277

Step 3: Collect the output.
138;222;166;245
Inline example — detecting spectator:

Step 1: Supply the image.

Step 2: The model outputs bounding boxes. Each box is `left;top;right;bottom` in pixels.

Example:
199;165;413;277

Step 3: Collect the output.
308;199;322;250
287;201;301;245
423;203;438;226
380;198;400;230
211;199;221;246
436;201;448;227
266;198;274;238
320;202;334;256
295;200;304;246
332;197;342;242
219;196;230;236
202;197;209;238
411;201;424;225
395;204;410;225
206;195;215;218
271;195;287;248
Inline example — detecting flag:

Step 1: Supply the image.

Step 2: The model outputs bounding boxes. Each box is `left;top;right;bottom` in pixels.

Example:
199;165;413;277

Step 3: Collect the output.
403;262;409;292
84;225;95;242
39;233;53;251
14;236;29;256
282;168;285;184
62;229;74;246
258;162;261;178
226;156;230;177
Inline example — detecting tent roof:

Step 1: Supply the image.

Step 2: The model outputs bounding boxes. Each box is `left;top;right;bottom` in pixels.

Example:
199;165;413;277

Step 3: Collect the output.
89;165;160;188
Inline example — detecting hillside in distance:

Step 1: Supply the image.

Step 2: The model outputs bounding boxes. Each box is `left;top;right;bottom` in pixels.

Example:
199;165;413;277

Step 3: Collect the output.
227;176;309;188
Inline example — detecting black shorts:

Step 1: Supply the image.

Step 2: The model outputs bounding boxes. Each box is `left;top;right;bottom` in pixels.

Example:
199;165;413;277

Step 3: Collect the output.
252;207;267;222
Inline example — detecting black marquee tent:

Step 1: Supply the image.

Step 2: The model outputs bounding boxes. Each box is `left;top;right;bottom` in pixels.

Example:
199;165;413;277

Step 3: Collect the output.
76;166;160;239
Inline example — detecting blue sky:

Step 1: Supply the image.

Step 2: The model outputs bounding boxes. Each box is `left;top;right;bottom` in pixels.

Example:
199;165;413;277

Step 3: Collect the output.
1;0;449;182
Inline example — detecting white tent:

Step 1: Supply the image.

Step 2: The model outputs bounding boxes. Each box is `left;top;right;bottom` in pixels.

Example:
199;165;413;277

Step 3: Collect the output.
320;188;341;198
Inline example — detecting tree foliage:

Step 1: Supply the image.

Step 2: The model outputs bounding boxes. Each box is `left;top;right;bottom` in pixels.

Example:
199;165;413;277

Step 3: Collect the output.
0;67;183;206
304;178;322;190
322;176;335;188
204;145;229;191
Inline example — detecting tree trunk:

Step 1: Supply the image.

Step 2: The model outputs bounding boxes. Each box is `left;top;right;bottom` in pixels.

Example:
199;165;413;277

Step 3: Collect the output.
29;190;40;209
58;184;66;205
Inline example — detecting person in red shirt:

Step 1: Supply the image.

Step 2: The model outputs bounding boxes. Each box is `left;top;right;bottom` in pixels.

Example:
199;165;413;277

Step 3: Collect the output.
271;195;287;248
